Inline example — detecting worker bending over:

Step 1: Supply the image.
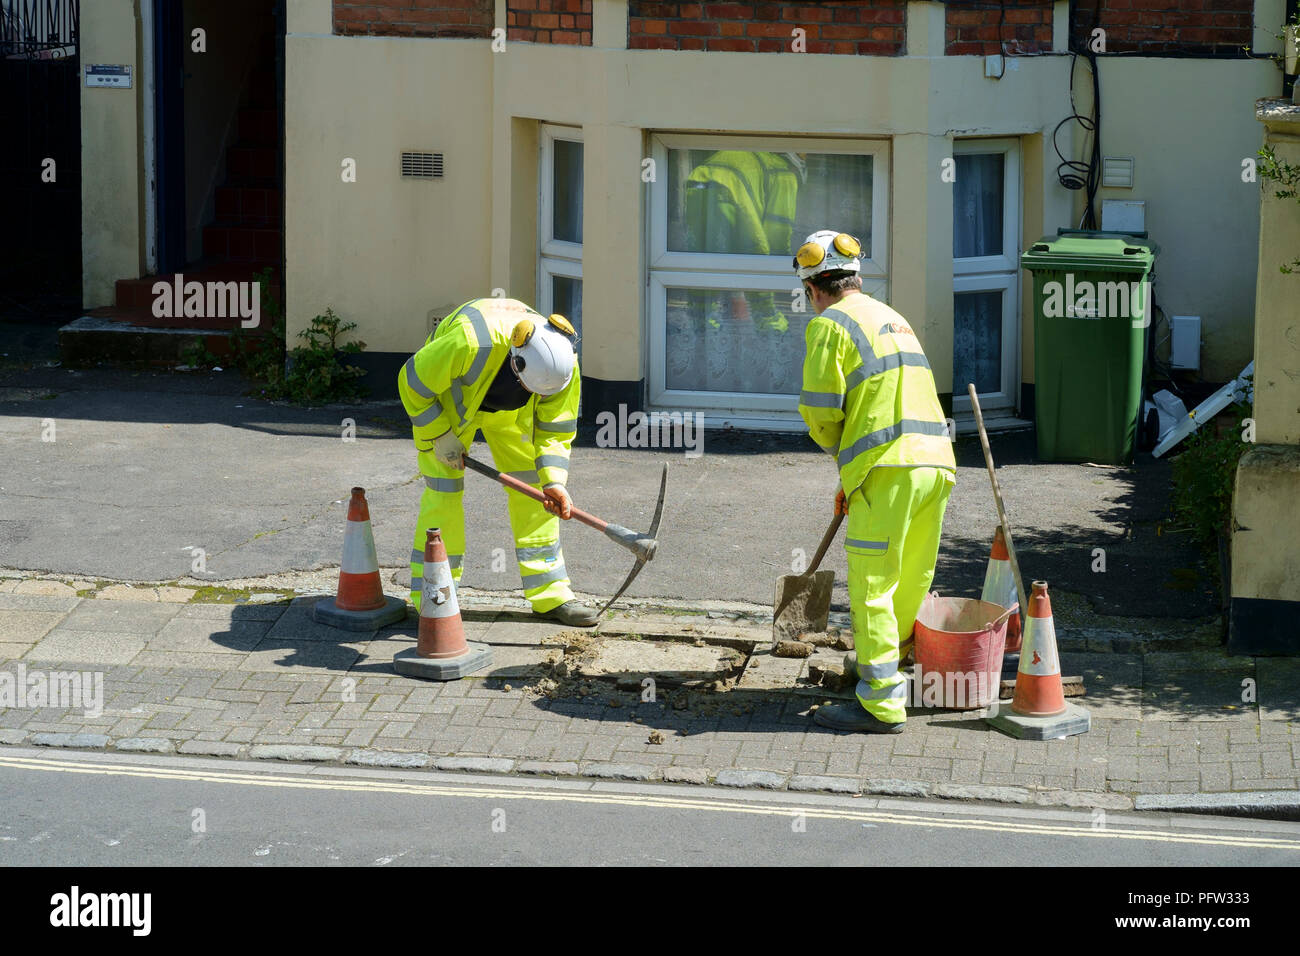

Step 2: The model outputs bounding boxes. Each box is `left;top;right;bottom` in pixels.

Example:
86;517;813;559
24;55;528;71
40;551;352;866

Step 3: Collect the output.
398;297;597;627
795;231;956;733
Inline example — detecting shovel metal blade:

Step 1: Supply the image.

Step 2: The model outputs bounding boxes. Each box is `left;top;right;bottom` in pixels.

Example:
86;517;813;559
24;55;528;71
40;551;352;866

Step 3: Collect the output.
772;568;835;641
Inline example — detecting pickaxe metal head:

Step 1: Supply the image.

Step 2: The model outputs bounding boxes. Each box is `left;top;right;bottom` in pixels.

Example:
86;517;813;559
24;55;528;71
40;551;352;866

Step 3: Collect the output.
597;462;667;616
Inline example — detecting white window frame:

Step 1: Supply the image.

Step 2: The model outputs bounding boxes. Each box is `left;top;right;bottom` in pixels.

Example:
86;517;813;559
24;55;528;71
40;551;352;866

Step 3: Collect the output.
647;134;890;422
952;137;1021;416
649;271;888;416
538;124;583;321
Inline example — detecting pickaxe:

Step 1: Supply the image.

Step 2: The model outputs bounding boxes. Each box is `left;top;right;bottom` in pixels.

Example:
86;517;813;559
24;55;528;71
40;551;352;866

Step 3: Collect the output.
463;455;668;616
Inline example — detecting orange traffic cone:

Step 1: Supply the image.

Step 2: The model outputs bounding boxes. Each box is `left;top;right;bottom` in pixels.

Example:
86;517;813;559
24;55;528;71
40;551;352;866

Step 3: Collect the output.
981;526;1022;654
394;528;492;680
313;487;406;630
986;581;1090;739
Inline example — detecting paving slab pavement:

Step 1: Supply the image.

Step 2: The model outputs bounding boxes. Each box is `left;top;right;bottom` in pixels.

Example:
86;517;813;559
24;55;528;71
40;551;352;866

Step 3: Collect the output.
0;586;1294;812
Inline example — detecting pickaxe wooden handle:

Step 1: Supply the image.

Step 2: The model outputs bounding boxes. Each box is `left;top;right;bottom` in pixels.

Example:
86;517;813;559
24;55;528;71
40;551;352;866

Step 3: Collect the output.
463;455;668;613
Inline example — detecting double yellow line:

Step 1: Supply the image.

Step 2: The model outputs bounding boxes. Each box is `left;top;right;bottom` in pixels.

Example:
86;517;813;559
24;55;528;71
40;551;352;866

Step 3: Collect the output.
2;753;1296;851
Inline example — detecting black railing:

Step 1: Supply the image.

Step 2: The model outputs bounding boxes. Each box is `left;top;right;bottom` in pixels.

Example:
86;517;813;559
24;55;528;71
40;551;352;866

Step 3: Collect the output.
0;0;79;57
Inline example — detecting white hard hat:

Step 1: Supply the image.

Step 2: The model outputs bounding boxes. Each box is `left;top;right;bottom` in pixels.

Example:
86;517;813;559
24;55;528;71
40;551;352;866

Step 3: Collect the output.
793;229;862;281
509;314;577;396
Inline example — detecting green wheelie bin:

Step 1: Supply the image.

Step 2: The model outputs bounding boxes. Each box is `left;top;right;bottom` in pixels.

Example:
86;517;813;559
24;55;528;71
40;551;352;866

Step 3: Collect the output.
1021;231;1155;464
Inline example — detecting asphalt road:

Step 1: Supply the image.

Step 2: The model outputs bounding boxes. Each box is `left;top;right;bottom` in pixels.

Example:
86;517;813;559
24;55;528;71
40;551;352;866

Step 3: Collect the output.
1;749;1296;867
0;366;1214;617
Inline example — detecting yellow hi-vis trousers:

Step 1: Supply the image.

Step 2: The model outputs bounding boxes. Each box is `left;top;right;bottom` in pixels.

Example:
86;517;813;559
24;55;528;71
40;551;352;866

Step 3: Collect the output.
846;465;953;724
410;407;573;614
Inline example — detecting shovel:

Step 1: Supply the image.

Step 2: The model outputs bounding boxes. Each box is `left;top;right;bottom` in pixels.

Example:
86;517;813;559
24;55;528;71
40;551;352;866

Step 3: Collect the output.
772;510;844;640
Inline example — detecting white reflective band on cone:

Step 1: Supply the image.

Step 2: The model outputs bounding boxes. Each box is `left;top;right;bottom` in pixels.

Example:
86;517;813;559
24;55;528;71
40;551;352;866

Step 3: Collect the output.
981;559;1015;607
1020;618;1059;675
340;521;379;574
421;559;460;619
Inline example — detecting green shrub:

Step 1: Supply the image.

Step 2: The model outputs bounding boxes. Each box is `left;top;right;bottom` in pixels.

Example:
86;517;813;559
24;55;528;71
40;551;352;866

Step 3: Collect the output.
1170;401;1253;550
229;268;368;406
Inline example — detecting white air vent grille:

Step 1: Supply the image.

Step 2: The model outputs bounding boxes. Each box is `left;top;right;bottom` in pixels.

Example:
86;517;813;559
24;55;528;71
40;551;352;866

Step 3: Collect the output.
1102;156;1134;188
401;151;443;179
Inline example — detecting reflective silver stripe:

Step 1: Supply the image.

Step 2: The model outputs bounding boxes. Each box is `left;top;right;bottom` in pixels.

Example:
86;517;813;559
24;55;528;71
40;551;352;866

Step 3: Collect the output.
821;308;931;383
410;548;460;570
857;678;908;702
837;419;951;466
410;402;444;427
410;574;421;590
425;475;465;493
858;658;899;680
459;306;493;385
534;455;568;472
404;356;435;399
506;469;540;485
844;365;868;392
517;542;561;563
521;564;568;589
449;380;467;423
536;418;577;433
799;389;843;409
846;537;888;552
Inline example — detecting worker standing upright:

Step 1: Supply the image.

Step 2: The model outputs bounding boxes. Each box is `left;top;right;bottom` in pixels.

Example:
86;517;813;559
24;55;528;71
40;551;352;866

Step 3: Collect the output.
397;296;598;627
794;231;956;733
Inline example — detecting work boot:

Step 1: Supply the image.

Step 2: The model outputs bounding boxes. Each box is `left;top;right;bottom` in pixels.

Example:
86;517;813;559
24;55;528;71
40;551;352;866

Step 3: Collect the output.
533;600;600;628
813;702;905;734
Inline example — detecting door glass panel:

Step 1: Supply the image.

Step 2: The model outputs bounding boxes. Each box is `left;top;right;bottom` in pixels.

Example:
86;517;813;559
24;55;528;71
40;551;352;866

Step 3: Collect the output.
953;153;1004;259
665;286;810;395
666;149;873;260
552;139;583;244
551;274;582;359
954;290;1003;395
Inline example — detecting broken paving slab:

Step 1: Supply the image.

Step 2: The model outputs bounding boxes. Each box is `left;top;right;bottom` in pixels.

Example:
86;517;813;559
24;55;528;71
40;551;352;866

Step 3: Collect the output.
573;638;744;687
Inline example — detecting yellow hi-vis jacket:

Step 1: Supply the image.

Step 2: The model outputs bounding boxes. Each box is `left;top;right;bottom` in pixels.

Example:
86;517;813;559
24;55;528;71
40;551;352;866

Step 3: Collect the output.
397;297;581;488
798;291;956;496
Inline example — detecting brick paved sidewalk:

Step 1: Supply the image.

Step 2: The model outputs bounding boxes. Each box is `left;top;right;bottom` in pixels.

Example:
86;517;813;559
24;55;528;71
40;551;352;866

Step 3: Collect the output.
2;585;1297;813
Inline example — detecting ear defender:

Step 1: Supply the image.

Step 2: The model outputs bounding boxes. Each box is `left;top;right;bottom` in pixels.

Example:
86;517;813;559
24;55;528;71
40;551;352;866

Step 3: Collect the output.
547;313;576;337
833;233;861;257
511;319;535;348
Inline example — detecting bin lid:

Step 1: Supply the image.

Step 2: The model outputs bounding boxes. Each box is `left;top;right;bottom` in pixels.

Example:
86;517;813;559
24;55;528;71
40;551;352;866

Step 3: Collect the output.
1021;234;1155;273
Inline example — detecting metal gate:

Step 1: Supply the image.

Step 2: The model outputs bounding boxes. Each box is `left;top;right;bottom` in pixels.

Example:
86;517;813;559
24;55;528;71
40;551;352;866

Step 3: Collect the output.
0;0;81;316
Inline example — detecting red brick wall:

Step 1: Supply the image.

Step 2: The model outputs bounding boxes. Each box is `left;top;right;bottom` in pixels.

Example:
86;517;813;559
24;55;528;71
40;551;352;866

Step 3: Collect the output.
628;1;907;55
333;0;494;38
1069;0;1254;56
946;1;1054;56
508;1;593;45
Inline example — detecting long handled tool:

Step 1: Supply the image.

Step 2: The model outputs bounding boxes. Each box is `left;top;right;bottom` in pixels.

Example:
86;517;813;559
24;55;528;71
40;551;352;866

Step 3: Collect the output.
772;510;844;639
463;455;668;616
967;384;1028;630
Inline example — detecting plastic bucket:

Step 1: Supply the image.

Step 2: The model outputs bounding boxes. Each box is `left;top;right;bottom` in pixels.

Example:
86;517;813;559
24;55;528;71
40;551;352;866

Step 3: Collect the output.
913;594;1017;709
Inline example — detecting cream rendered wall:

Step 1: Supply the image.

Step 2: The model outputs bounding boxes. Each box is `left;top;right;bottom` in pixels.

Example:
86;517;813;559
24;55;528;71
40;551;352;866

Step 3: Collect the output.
279;0;1276;395
81;0;143;307
1065;57;1275;382
283;33;495;353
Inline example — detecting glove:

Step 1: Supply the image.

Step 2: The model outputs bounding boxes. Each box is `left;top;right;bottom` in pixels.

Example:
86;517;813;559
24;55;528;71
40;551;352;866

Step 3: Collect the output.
542;483;573;520
834;482;849;517
433;430;465;470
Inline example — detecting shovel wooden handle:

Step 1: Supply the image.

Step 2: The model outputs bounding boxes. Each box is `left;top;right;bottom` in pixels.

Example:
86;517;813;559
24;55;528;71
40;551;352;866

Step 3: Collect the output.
967;385;1029;623
806;511;845;577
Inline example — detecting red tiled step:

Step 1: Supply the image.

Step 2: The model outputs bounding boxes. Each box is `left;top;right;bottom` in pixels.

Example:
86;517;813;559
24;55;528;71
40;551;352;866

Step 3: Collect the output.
227;145;277;181
114;262;282;311
237;108;278;146
202;224;281;262
214;186;282;226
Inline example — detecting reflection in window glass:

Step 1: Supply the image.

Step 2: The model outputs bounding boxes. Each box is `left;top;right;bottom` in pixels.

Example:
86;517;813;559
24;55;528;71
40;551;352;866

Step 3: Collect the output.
953;153;1004;259
552;274;582;359
954;290;1003;395
665;286;814;395
553;139;583;244
666;149;872;260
